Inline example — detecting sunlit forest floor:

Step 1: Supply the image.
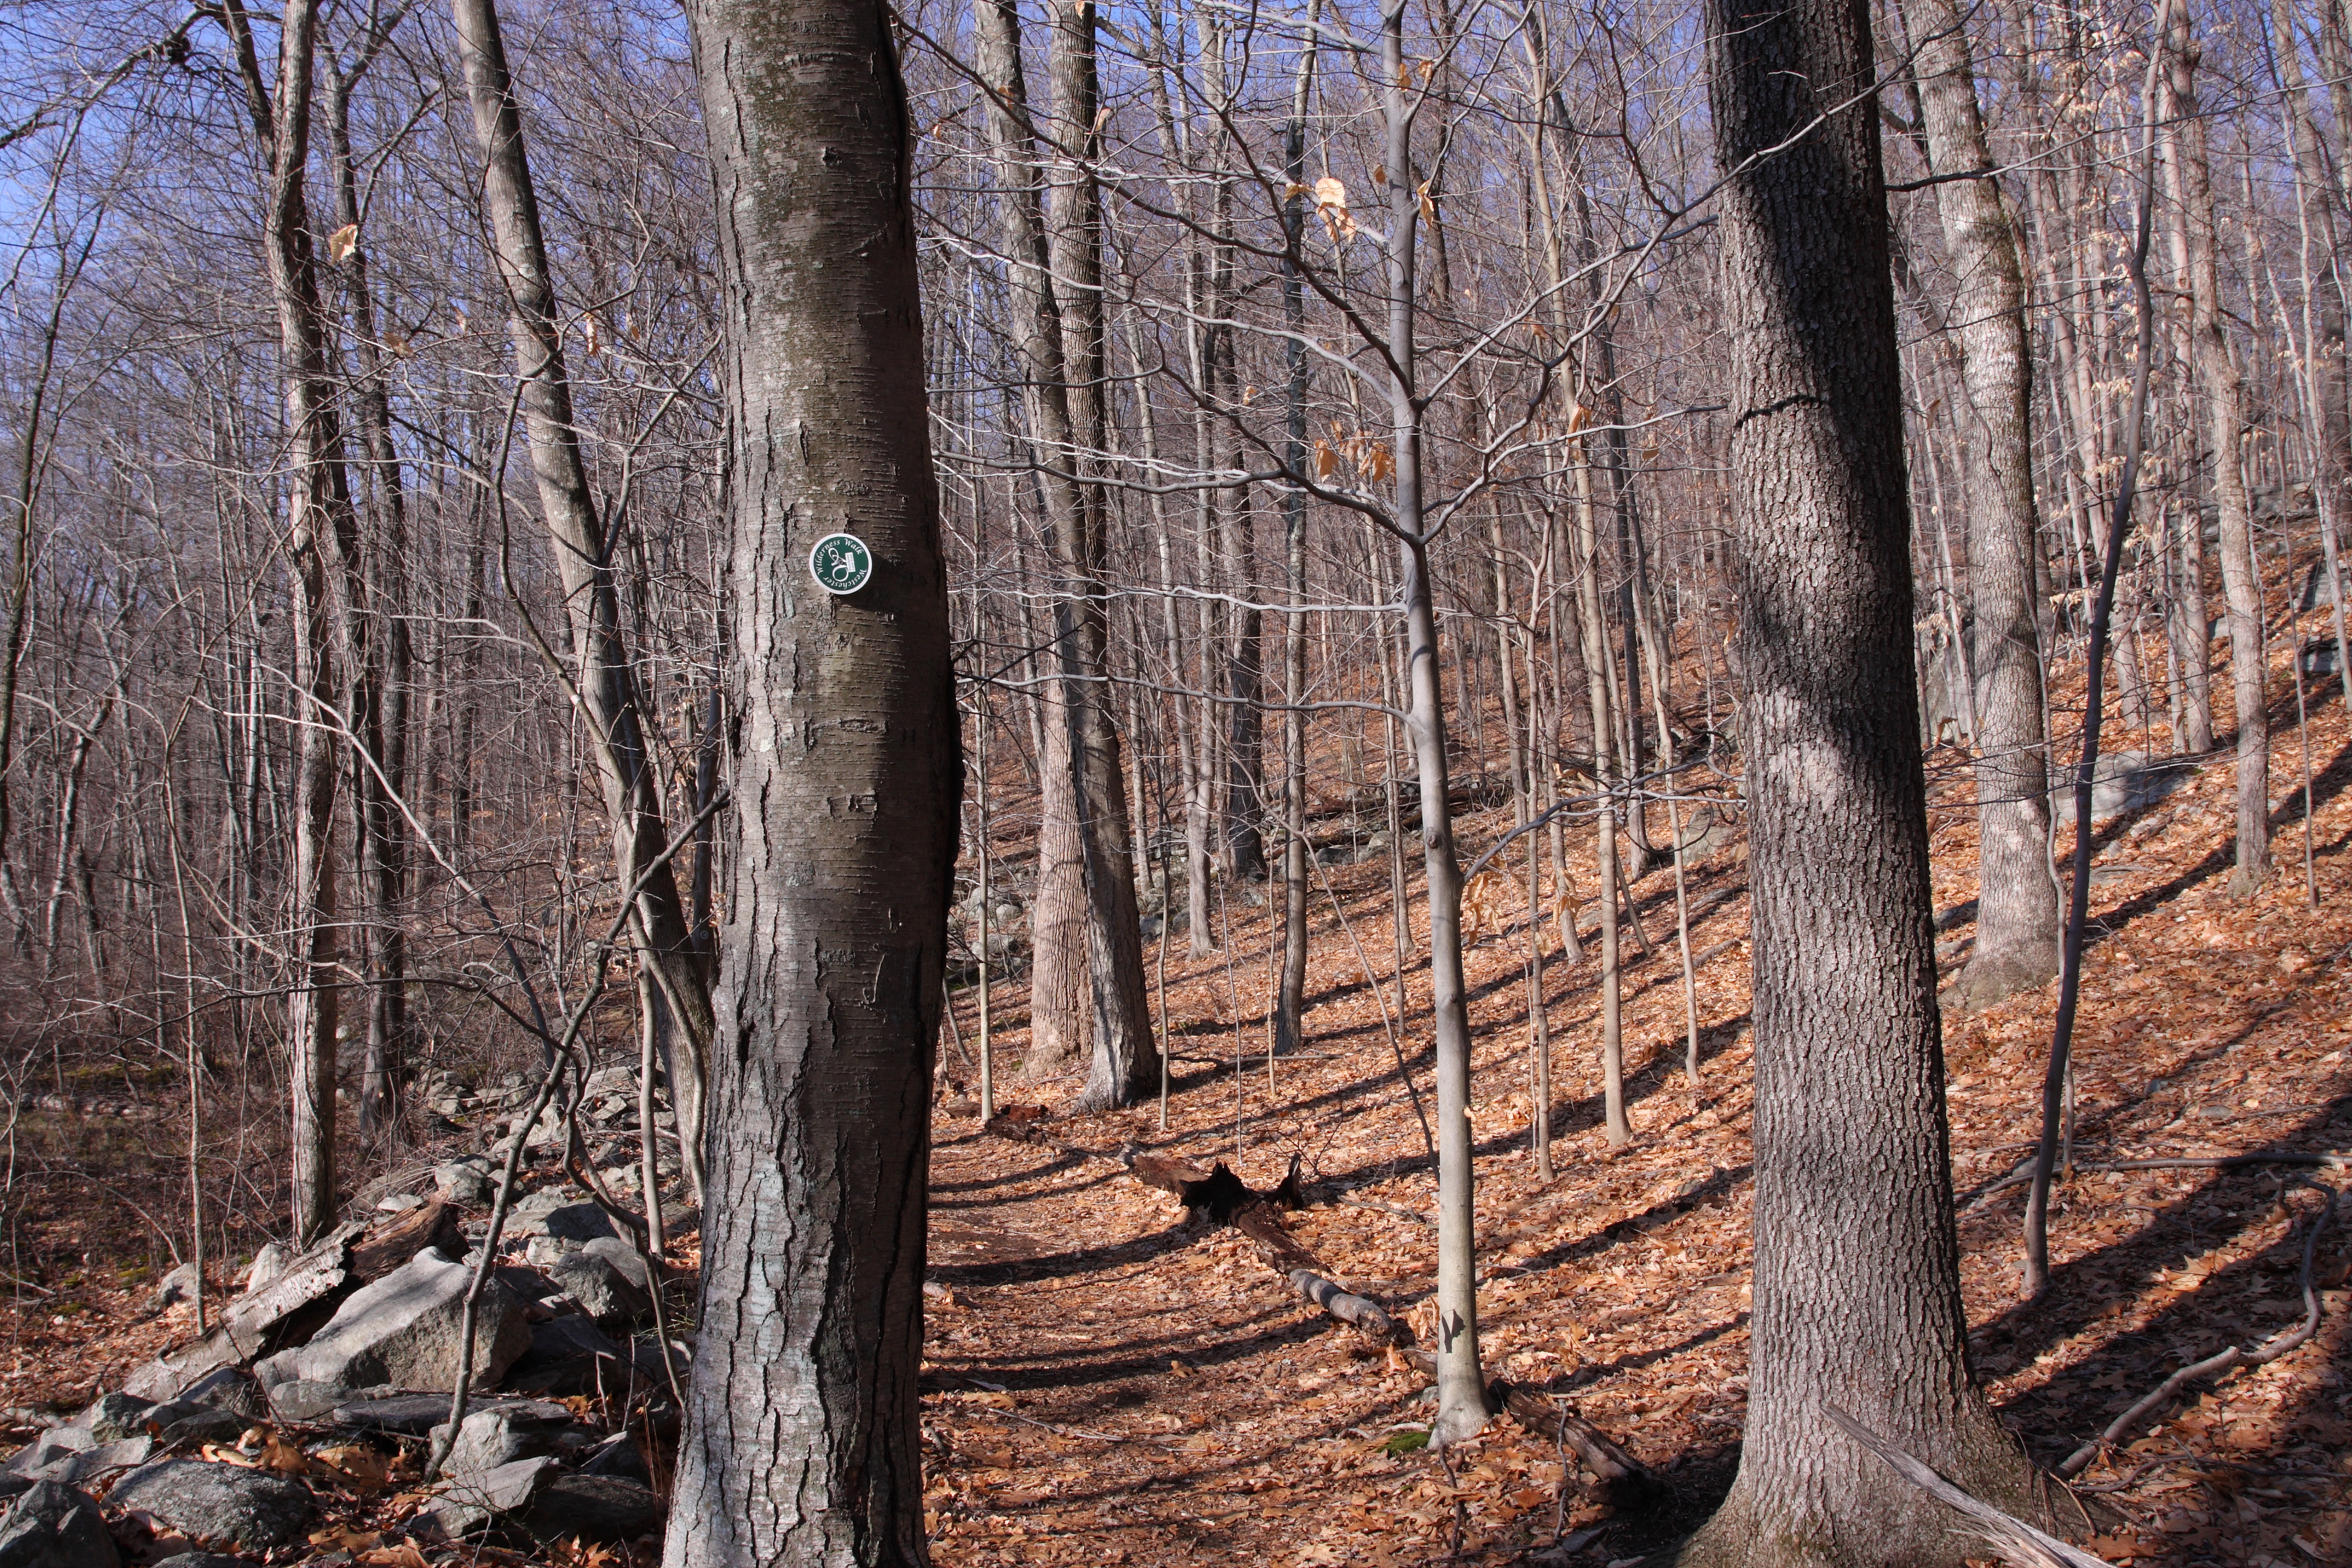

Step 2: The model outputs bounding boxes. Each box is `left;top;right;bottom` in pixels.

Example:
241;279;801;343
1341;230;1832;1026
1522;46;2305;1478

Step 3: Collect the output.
8;605;2352;1568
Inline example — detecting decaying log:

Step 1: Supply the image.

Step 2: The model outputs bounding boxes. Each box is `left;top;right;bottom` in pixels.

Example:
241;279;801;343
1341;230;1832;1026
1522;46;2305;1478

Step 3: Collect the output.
987;1119;1653;1494
122;1200;469;1401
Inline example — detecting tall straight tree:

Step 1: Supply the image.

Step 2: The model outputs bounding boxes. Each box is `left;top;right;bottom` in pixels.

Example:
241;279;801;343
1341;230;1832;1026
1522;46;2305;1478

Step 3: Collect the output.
972;0;1155;1109
1907;0;2061;1008
665;0;958;1561
451;0;719;1192
1672;0;2052;1558
2164;8;2269;895
219;0;354;1245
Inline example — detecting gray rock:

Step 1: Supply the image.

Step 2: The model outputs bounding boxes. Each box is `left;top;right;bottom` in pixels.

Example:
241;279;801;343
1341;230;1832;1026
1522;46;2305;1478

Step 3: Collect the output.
263;1382;348;1423
429;1402;571;1478
141;1402;243;1446
242;1244;291;1296
71;1395;151;1444
410;1457;557;1540
433;1164;495;1207
23;1438;150;1486
503;1317;625;1399
5;1433;87;1479
252;1250;531;1397
147;1264;202;1316
148;1555;248;1568
578;1434;650;1485
175;1369;264;1422
0;1481;117;1568
110;1461;315;1550
579;1238;661;1293
549;1252;652;1333
523;1474;663;1542
327;1393;460;1437
0;1479;29;1508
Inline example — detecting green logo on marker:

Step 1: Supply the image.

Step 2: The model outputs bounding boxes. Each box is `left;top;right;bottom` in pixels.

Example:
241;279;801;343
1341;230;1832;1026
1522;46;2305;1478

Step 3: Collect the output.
809;532;874;595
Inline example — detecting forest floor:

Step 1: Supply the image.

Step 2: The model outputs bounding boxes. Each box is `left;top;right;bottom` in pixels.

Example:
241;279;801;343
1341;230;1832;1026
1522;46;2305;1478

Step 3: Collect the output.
6;637;2352;1568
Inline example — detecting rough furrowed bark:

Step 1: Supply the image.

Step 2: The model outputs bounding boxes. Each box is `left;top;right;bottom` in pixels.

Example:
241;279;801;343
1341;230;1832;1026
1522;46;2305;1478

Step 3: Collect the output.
1673;0;2062;1560
667;0;959;1563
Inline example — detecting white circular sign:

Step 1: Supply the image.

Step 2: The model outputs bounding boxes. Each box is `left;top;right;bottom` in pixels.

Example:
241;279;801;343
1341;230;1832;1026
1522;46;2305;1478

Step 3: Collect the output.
809;532;874;595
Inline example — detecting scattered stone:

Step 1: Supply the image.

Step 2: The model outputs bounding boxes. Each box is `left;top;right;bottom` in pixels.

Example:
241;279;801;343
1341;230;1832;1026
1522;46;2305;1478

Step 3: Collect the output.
146;1264;202;1316
23;1439;151;1486
174;1369;264;1423
523;1474;662;1543
252;1249;531;1397
549;1252;652;1333
111;1462;315;1550
376;1194;424;1214
433;1164;494;1207
68;1396;150;1445
242;1245;291;1296
578;1434;650;1485
0;1480;118;1568
505;1191;618;1246
409;1457;557;1540
430;1402;571;1478
147;1554;247;1568
504;1317;625;1399
326;1393;459;1438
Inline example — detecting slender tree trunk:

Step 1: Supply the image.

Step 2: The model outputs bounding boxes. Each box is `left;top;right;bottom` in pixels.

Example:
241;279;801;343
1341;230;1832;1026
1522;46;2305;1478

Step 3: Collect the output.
2164;13;2269;893
1909;0;2062;1008
327;50;411;1138
225;0;353;1246
451;0;717;1196
1275;10;1319;1059
1378;0;1484;1448
1670;0;2050;1556
667;0;955;1561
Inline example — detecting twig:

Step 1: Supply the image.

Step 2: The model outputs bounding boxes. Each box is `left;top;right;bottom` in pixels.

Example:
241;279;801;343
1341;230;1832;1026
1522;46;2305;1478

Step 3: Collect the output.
2056;1179;2337;1478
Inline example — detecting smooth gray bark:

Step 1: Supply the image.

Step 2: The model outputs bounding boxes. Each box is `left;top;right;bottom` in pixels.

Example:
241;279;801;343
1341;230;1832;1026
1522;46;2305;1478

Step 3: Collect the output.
666;0;957;1563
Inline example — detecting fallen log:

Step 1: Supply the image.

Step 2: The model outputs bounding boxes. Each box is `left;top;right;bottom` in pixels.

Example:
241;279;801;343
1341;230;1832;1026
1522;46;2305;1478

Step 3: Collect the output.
989;1121;1651;1494
121;1200;468;1402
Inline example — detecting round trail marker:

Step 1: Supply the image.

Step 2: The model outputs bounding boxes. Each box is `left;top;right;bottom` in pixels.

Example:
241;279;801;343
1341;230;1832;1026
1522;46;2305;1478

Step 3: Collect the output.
809;532;874;595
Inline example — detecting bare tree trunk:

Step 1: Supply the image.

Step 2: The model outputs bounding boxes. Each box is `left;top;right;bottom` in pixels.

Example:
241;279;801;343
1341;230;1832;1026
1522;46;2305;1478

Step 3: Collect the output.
224;0;354;1246
1668;0;2051;1556
667;0;955;1560
1378;0;1485;1448
325;42;411;1139
1908;0;2062;1008
451;0;716;1194
2164;13;2269;893
1275;9;1319;1060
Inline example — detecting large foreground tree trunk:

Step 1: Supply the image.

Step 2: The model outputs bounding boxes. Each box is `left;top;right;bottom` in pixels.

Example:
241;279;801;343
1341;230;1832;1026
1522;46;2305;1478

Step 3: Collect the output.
666;0;958;1562
1671;0;2052;1559
1909;0;2061;1010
